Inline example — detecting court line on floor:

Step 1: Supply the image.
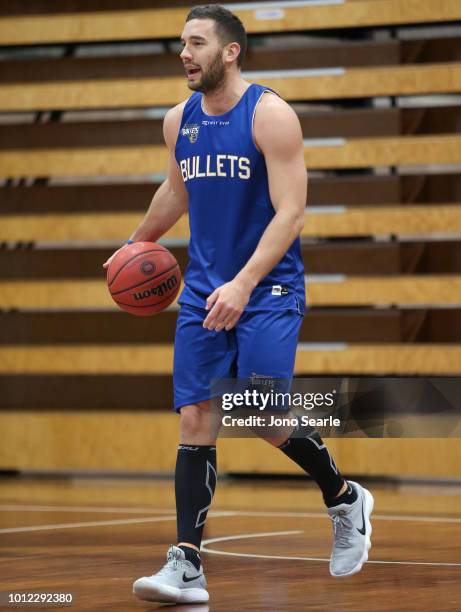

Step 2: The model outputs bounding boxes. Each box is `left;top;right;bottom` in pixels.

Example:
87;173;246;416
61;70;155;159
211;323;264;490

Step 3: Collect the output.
4;504;460;524
201;531;461;568
2;510;461;567
0;515;175;534
0;504;190;514
225;510;461;524
0;510;234;534
2;506;461;534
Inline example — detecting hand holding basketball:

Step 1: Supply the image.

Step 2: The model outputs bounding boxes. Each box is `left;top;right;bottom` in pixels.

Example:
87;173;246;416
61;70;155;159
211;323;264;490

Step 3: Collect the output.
106;241;181;316
103;246;125;270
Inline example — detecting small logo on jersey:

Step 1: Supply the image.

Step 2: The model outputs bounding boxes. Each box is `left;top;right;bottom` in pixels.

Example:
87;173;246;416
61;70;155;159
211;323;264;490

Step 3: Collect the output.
271;285;289;296
202;119;230;127
140;260;156;276
181;123;200;143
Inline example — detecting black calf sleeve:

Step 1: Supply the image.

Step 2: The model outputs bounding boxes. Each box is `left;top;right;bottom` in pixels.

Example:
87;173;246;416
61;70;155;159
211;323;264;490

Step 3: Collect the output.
175;444;217;549
278;432;344;502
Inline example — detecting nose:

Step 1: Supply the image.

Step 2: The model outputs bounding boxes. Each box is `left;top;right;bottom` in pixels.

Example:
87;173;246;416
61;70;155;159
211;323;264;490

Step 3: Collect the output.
180;45;192;61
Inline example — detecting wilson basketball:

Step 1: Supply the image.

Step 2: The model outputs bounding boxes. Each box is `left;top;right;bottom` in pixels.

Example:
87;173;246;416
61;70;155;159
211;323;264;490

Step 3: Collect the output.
107;242;181;316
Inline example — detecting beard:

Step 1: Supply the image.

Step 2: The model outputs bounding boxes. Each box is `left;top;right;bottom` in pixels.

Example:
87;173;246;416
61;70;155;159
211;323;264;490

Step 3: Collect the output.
188;50;226;94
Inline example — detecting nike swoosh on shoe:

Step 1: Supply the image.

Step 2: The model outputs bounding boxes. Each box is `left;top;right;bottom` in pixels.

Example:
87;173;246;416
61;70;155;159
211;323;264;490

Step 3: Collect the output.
182;572;203;583
356;499;366;535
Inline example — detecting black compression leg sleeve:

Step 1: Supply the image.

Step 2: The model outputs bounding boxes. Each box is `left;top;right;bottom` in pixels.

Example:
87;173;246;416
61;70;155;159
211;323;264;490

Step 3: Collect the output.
278;431;345;503
175;444;217;549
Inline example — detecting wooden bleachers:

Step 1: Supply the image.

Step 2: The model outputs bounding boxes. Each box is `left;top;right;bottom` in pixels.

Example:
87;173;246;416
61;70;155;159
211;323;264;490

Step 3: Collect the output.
3;105;461;146
1;344;461;376
2;174;460;211
2;309;460;345
2;240;461;277
1;64;460;111
1;205;460;241
1;275;460;310
2;35;460;80
2;307;461;411
1;135;459;177
0;0;460;45
1;106;460;177
1;0;460;475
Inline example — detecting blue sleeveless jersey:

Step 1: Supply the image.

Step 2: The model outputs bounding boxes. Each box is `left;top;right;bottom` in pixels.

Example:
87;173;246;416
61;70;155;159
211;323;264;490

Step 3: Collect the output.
175;83;305;313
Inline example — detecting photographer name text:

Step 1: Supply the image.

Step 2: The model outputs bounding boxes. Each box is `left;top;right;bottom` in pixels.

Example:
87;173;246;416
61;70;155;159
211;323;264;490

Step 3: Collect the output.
222;415;340;427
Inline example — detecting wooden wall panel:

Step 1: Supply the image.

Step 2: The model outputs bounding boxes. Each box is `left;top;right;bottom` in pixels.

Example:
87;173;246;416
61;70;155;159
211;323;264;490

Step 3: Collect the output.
4;242;460;279
303;135;461;170
0;411;460;478
295;345;461;375
0;174;438;213
0;344;460;375
6;106;458;150
1;64;459;111
0;41;406;82
1;309;461;346
402;173;461;204
1;176;457;213
0;39;457;83
0;276;459;309
0;280;116;309
1;0;459;45
1;136;459;177
0;145;168;177
306;205;461;237
2;205;459;242
309;275;461;306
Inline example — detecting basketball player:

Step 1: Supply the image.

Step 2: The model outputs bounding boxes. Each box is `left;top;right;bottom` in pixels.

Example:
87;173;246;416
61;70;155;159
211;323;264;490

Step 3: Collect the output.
104;4;373;604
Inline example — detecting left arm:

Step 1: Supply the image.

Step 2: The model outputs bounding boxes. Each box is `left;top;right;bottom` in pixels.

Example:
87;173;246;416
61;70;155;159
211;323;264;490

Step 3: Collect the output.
203;94;307;331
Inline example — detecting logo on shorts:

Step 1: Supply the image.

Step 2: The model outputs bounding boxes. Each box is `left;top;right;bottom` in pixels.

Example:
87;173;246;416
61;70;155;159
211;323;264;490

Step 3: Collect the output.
181;124;200;143
140;260;156;276
250;373;275;388
271;285;289;296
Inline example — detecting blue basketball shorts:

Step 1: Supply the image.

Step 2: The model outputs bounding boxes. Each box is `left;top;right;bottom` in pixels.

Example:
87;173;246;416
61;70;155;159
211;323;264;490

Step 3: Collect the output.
173;303;304;412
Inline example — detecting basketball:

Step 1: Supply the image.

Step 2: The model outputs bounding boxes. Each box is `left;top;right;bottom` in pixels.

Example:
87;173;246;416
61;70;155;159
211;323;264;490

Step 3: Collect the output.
107;241;181;316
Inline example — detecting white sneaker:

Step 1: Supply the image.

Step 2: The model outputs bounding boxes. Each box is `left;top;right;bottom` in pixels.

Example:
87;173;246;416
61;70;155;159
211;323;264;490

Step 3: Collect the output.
133;545;209;604
328;480;374;577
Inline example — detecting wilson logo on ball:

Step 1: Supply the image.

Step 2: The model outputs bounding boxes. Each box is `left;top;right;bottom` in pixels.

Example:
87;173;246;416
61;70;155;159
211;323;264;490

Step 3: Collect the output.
133;275;178;300
140;260;156;276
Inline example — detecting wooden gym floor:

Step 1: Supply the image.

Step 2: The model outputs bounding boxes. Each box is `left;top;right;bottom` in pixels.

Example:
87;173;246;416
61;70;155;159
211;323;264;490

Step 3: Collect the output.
0;477;460;611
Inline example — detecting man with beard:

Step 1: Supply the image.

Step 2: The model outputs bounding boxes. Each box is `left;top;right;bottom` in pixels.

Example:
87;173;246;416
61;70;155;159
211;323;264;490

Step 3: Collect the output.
104;4;373;605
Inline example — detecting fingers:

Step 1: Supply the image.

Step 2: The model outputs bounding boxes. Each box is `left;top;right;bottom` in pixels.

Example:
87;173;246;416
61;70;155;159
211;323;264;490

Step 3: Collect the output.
102;246;123;269
203;284;245;331
224;315;241;331
203;288;221;329
215;310;241;332
203;301;224;330
205;288;219;311
214;317;231;332
204;304;242;331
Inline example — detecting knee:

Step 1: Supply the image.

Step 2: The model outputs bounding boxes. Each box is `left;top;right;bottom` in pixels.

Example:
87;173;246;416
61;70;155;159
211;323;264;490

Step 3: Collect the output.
180;402;215;443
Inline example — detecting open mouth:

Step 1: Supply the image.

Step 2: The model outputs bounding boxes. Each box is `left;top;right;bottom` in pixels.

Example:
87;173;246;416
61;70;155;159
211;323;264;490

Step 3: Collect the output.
186;67;201;78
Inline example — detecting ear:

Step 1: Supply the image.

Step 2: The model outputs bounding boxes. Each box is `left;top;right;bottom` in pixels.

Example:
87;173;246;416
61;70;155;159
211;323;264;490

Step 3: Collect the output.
224;42;241;66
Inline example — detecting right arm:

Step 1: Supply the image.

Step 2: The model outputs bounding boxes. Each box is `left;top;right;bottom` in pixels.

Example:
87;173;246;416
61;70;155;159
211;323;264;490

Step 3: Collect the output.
103;102;188;268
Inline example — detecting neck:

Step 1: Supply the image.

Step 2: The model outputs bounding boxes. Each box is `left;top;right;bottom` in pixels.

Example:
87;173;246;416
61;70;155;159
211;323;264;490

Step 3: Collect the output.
201;73;250;116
